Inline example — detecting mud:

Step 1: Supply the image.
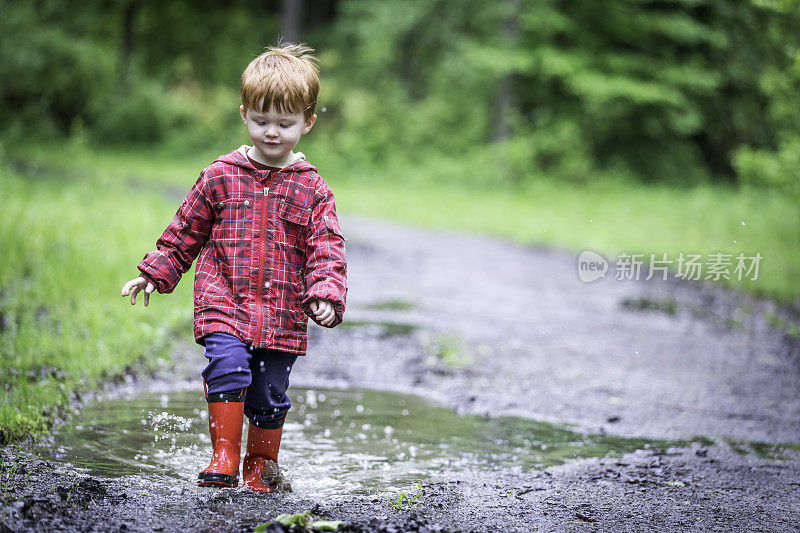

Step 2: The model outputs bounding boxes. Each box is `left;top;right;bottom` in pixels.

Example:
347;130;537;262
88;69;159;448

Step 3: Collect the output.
3;214;800;531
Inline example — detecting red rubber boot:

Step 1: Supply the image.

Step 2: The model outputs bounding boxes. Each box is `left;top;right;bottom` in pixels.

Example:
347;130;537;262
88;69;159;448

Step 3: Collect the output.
242;421;284;492
198;388;245;487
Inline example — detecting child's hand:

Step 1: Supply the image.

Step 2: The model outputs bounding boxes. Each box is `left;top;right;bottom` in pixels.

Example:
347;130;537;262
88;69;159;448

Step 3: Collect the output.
309;298;335;326
121;276;155;306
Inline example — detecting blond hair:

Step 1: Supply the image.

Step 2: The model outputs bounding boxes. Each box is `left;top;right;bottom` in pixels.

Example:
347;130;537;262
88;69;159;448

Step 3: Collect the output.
240;43;319;120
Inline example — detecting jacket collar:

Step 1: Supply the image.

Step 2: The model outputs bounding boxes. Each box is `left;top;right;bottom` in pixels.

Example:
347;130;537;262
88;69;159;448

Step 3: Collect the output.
214;146;315;173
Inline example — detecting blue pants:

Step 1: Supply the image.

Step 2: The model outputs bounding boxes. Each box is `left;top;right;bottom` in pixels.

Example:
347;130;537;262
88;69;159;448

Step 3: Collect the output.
201;332;298;428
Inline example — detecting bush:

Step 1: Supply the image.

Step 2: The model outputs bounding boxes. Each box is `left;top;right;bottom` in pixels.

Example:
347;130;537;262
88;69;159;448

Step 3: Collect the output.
0;3;116;140
733;137;800;197
89;80;175;144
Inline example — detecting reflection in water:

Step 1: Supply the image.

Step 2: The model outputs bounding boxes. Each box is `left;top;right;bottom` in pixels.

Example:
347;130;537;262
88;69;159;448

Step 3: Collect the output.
37;388;707;498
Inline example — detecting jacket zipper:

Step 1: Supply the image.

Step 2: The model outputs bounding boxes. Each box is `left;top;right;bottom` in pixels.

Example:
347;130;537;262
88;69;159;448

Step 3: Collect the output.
255;185;269;346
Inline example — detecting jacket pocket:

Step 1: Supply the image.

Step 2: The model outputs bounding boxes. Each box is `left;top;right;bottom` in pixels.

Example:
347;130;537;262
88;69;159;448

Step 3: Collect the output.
212;197;251;241
277;197;311;226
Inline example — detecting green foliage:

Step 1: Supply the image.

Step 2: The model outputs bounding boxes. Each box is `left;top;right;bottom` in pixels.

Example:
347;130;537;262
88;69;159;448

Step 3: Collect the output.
90;80;173;144
730;5;800;197
254;512;342;532
2;0;799;188
321;0;800;185
0;0;248;148
0;0;117;139
733;137;800;197
380;484;425;510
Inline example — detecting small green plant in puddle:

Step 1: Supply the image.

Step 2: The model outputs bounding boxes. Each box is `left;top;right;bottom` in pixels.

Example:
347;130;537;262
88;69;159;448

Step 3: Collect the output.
423;333;472;369
254;511;342;532
380;483;424;510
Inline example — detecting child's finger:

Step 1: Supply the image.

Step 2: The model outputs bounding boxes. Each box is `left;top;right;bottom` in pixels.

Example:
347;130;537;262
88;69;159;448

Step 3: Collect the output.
130;285;140;305
318;305;333;322
309;300;318;313
143;283;154;306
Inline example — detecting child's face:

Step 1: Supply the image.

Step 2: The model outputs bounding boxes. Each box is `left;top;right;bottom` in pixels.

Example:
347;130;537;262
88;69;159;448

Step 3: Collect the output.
240;104;316;166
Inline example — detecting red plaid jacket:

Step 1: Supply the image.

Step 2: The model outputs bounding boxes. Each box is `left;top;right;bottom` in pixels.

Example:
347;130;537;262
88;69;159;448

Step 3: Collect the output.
137;147;347;355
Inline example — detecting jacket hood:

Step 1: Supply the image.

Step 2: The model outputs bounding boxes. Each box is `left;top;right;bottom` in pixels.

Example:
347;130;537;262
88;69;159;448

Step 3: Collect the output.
214;146;315;172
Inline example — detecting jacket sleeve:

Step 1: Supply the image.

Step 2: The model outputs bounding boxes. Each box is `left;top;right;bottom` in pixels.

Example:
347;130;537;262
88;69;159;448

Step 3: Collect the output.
137;171;214;294
301;179;348;327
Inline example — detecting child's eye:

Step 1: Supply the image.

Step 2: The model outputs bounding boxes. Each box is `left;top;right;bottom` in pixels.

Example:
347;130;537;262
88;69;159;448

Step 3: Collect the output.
256;121;266;126
280;123;291;128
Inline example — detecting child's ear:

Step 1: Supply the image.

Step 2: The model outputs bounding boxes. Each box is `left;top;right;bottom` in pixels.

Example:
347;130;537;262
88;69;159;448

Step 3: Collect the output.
239;105;247;123
302;114;317;135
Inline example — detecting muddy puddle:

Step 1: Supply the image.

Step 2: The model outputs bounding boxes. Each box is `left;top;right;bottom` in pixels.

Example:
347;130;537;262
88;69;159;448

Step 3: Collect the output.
33;387;793;502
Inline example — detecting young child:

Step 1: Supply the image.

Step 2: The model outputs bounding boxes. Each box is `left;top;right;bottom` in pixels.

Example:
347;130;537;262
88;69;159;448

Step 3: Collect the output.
120;44;347;492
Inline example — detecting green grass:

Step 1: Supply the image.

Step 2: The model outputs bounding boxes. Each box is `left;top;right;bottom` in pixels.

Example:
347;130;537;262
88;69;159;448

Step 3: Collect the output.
332;174;799;303
1;139;798;442
0;152;194;442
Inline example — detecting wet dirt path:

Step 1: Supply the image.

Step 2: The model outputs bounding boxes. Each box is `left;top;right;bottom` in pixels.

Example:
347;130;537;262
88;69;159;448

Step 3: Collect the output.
308;215;800;444
3;214;800;532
